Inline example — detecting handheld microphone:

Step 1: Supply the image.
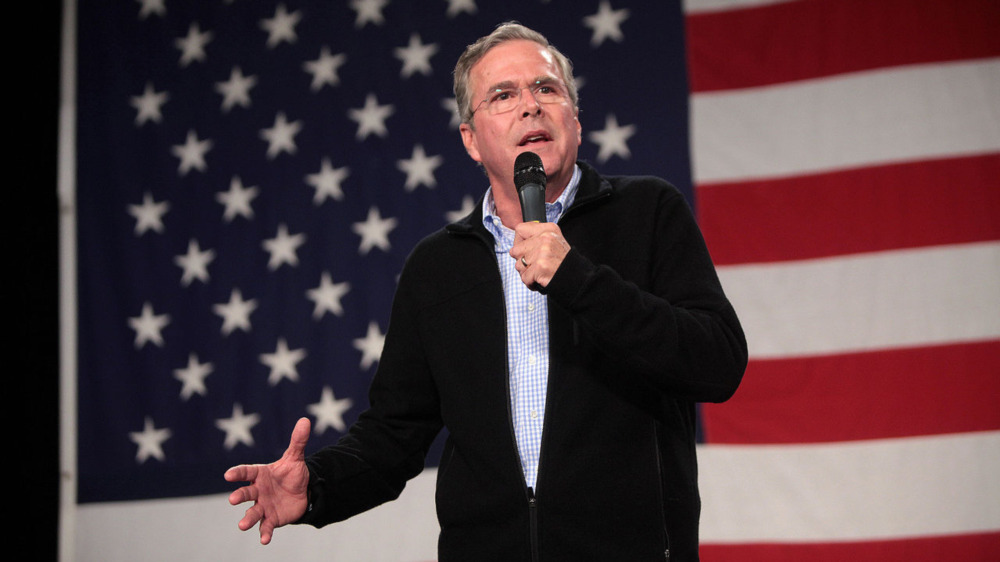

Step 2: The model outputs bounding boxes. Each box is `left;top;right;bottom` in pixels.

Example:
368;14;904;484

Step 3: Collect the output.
514;152;547;223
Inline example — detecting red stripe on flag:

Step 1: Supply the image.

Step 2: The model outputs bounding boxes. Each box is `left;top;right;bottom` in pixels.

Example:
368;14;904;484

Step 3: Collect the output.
697;154;1000;265
686;0;1000;92
701;340;1000;444
701;531;1000;562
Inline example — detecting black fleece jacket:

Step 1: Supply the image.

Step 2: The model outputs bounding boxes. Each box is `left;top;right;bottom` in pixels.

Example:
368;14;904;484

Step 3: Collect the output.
298;161;747;561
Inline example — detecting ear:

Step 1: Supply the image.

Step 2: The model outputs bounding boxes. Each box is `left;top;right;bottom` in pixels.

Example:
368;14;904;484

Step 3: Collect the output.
575;111;583;146
460;123;482;163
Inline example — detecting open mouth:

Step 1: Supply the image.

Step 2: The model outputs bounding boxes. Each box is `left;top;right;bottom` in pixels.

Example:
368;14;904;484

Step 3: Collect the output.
519;132;551;146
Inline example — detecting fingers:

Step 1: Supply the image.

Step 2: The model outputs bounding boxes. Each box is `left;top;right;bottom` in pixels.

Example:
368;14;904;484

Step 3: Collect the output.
224;463;258;483
239;503;264;532
228;484;259;506
512;220;553;246
244;504;274;545
227;418;312;545
511;223;568;263
223;466;242;482
259;519;275;545
284;417;311;460
510;223;569;288
233;503;274;545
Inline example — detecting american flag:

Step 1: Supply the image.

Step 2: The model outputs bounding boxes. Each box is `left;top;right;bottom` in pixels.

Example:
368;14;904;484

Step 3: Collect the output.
687;0;1000;559
63;0;999;560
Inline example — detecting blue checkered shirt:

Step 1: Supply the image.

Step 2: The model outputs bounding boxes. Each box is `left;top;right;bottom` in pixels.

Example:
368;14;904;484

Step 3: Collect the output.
481;165;581;490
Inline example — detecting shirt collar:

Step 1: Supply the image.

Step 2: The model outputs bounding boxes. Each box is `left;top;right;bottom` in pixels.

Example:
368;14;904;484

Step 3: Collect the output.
482;164;582;244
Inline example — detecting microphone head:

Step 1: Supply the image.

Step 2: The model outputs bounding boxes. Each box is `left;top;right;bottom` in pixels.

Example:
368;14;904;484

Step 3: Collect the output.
514;151;546;193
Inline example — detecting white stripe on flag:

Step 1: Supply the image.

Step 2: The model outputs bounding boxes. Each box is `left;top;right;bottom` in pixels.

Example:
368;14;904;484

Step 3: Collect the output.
717;241;1000;358
683;0;796;15
691;58;1000;184
73;470;440;562
698;430;1000;542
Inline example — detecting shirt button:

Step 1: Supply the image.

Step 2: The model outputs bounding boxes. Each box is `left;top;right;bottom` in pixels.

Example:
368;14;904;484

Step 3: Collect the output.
528;354;537;365
527;303;535;312
530;410;539;419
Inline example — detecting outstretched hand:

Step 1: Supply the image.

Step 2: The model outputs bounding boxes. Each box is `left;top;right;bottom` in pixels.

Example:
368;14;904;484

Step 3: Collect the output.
224;417;312;545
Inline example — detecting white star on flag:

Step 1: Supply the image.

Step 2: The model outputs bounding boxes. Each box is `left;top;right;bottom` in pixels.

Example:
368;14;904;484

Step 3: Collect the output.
352;206;398;255
303;46;347;91
446;195;477;223
127;192;170;236
441;97;461;129
260;112;302;159
173;353;214;400
213;288;258;336
173;239;216;286
348;93;395;140
175;22;213;67
262;223;306;270
260;4;301;48
306;272;351;319
171;130;213;175
130;82;169;125
216;176;259;222
307;387;354;434
128;302;171;349
353;321;385;370
394;33;439;78
215;66;257;112
215;403;261;450
397;144;444;191
350;0;388;28
588;113;637;163
446;0;478;18
583;1;630;47
129;417;172;463
136;0;165;20
260;338;307;386
306;158;350;204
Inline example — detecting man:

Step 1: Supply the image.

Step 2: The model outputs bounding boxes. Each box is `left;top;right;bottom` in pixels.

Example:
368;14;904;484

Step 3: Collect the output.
225;22;747;561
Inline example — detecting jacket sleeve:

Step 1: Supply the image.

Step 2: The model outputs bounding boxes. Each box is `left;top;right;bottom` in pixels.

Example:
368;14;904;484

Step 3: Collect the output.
296;254;444;528
544;180;747;403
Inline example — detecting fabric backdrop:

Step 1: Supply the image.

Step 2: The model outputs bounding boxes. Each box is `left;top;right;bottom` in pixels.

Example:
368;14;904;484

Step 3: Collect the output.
62;0;999;560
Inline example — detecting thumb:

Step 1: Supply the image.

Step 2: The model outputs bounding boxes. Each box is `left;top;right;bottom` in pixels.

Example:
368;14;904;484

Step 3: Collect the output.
284;417;311;460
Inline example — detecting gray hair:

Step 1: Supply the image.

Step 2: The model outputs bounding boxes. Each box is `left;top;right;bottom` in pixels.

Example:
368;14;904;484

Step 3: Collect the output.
453;22;579;126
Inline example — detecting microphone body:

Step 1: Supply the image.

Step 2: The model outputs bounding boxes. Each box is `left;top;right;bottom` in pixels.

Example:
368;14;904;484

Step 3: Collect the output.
518;184;546;223
514;152;547;223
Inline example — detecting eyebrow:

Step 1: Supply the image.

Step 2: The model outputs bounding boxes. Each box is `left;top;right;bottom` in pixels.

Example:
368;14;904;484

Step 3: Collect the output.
484;75;560;93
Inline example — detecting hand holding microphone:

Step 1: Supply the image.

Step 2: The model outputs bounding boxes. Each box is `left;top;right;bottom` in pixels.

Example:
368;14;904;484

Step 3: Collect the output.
511;152;570;290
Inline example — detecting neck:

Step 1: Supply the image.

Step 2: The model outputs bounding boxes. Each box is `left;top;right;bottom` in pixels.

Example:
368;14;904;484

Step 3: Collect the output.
491;176;568;228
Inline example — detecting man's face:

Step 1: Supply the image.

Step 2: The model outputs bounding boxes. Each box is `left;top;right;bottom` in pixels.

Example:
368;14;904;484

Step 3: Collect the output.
460;40;582;198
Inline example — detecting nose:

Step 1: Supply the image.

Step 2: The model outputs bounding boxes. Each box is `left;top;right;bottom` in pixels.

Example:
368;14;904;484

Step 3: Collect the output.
519;86;542;116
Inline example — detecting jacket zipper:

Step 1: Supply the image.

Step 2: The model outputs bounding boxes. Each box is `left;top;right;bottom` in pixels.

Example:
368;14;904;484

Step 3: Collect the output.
486;238;541;561
653;422;671;561
499;295;542;561
528;487;540;562
455;196;615;562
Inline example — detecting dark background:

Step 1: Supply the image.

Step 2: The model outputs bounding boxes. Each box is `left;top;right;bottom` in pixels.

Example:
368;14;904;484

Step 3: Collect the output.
25;2;60;558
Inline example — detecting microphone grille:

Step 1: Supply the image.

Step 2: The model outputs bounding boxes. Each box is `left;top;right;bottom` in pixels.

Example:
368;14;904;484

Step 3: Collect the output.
514;151;546;191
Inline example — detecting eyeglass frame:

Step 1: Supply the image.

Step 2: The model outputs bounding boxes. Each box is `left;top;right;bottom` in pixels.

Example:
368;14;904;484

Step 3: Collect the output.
470;77;572;117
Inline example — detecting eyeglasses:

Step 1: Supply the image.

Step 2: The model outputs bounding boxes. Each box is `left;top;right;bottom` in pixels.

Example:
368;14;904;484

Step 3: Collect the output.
471;79;570;116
